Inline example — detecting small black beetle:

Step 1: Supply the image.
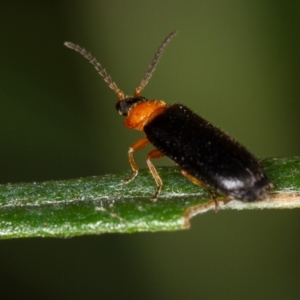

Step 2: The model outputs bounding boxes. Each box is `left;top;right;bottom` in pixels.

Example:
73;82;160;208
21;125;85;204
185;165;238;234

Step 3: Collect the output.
64;31;272;204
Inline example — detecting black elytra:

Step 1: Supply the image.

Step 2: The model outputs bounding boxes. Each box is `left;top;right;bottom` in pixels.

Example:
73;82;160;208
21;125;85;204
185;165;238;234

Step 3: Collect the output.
144;103;271;201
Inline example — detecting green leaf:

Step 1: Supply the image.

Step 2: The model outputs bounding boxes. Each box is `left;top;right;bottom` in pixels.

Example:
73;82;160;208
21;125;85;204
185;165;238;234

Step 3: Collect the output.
0;157;299;239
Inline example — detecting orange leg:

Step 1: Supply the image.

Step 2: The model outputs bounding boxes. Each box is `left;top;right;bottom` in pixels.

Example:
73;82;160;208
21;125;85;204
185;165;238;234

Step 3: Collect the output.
123;137;151;184
180;169;219;211
146;149;165;201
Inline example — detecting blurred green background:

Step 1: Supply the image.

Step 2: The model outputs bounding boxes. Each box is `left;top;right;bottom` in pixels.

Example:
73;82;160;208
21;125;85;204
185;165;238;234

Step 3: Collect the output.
0;1;300;299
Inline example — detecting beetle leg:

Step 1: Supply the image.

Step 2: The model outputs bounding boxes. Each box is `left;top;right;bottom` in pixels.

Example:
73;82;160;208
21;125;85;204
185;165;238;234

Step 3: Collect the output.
180;169;219;211
146;149;165;201
123;137;151;184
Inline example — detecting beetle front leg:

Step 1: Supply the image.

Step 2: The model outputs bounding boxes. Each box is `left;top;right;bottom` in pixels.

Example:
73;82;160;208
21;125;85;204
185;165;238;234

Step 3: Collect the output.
123;137;151;184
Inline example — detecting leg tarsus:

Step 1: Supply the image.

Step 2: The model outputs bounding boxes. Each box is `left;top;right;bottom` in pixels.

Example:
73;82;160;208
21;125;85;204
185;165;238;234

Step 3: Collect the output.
122;172;138;184
211;192;219;213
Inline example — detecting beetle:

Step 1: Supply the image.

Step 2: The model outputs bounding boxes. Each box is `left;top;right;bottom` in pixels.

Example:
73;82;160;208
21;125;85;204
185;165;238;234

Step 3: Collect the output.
64;31;272;205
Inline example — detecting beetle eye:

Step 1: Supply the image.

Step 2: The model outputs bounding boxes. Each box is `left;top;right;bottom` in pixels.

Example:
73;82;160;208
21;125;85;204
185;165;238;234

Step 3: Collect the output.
115;101;128;116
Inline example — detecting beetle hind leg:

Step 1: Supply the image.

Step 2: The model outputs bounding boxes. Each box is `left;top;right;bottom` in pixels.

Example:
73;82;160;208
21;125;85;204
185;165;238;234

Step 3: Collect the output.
180;169;219;211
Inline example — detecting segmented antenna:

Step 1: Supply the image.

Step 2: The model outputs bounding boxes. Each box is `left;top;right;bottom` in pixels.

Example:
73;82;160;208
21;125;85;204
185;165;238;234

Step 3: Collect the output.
134;31;178;97
64;42;125;100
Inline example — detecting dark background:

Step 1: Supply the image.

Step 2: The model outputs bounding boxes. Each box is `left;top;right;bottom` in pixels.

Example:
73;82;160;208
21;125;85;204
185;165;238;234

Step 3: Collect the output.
0;1;300;299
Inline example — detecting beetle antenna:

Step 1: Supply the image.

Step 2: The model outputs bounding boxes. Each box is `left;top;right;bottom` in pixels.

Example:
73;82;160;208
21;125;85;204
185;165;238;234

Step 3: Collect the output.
64;42;125;100
134;31;178;97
